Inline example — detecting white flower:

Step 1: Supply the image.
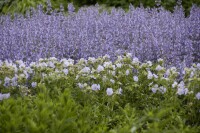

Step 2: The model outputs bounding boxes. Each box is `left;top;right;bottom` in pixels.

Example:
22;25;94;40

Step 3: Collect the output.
172;81;178;88
63;69;69;75
116;88;123;94
4;77;10;87
151;88;157;93
81;67;90;73
116;63;122;68
178;81;185;89
103;76;108;82
158;58;163;63
126;53;132;58
132;57;139;64
106;88;113;96
112;65;116;70
190;71;194;78
0;93;10;100
165;69;170;76
177;88;188;95
103;61;112;68
159;86;166;94
133;76;138;82
147;71;153;79
97;65;104;73
153;74;158;79
103;54;110;59
155;65;163;71
126;70;130;75
31;82;37;88
91;84;100;91
48;61;55;68
147;61;152;67
78;83;84;89
88;57;96;63
110;79;115;84
49;57;57;61
111;71;116;76
196;92;200;100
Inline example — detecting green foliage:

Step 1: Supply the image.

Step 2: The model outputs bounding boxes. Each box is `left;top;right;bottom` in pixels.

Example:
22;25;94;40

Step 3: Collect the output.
0;55;200;132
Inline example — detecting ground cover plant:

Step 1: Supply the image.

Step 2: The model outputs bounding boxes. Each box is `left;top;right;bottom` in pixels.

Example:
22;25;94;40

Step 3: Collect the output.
0;54;200;132
0;1;200;132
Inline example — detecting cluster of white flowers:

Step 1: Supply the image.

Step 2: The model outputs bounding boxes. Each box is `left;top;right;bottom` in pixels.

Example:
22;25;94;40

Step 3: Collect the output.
177;81;188;95
147;71;153;79
132;57;139;65
80;67;90;73
78;83;87;89
116;63;122;68
126;70;130;75
151;84;166;94
155;65;164;71
97;65;104;73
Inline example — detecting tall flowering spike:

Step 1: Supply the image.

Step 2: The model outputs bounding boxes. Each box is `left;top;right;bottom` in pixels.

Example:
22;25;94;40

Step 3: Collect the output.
155;0;161;7
59;4;64;12
177;0;182;6
46;0;52;14
68;3;75;13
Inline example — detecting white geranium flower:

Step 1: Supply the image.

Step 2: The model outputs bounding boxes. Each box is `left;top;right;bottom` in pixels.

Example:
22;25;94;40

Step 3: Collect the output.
112;71;116;76
4;77;10;87
147;71;153;79
78;83;84;89
31;82;37;88
0;93;10;100
132;57;139;64
116;63;122;68
97;65;104;73
147;61;152;67
103;61;112;68
106;88;113;96
110;79;115;84
48;61;55;68
103;54;110;59
91;84;100;91
172;81;178;88
88;57;96;63
126;53;132;58
116;88;123;94
159;86;166;94
63;69;69;75
177;88;188;95
81;67;90;73
133;76;138;82
153;74;158;79
151;88;157;93
156;65;163;71
196;92;200;100
178;81;185;89
126;70;130;75
157;58;163;63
